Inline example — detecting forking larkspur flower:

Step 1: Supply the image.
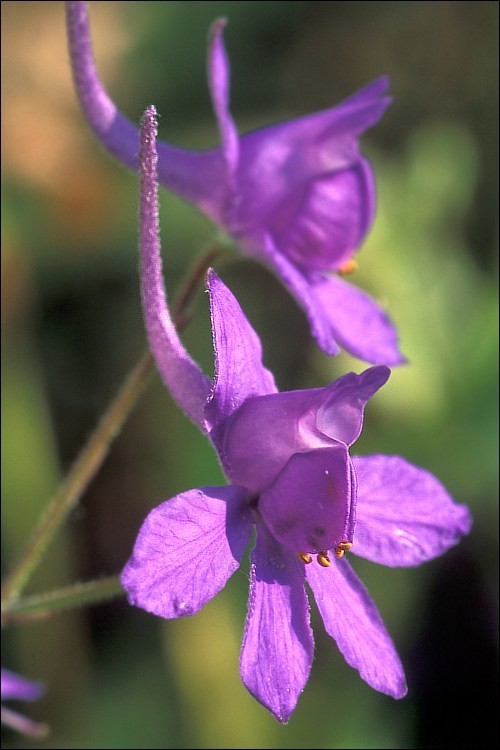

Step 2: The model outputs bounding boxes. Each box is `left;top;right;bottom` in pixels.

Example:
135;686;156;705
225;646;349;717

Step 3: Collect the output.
66;1;403;364
120;106;472;723
1;669;47;739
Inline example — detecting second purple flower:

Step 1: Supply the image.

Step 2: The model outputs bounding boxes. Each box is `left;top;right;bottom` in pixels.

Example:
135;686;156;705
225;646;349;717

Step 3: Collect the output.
66;1;403;364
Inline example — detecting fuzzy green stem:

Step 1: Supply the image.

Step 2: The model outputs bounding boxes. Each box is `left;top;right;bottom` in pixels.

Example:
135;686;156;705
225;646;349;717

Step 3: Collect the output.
2;576;123;624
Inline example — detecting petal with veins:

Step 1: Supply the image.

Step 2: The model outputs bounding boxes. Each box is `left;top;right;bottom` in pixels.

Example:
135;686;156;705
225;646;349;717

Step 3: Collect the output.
121;486;252;618
352;455;473;566
240;524;314;724
307;558;407;698
206;269;277;433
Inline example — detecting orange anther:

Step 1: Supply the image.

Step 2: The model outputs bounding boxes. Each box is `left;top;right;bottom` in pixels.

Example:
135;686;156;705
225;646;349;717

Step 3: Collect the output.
334;540;352;559
338;259;359;276
317;551;331;567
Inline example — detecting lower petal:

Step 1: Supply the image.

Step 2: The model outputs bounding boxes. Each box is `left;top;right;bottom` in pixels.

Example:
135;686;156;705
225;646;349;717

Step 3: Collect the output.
352;455;473;566
306;558;407;698
249;234;403;364
311;274;405;365
240;524;314;723
121;485;252;618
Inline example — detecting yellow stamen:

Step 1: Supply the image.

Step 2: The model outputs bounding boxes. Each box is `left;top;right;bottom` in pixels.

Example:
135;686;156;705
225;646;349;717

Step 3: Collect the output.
317;551;331;567
298;551;312;564
338;259;359;276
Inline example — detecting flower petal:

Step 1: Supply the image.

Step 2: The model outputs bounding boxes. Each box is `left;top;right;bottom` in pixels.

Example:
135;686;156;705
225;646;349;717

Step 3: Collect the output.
205;269;277;432
311;274;405;364
306;558;407;698
315;365;390;446
66;1;226;219
121;485;252;618
272;160;376;272
250;233;341;356
139;107;213;431
218;371;381;492
252;236;403;362
1;670;44;702
259;447;354;554
233;77;391;234
240;523;314;723
352;455;473;566
207;19;239;181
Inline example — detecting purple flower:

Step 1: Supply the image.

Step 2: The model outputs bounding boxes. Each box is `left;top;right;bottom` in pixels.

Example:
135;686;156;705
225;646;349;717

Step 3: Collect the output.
1;668;47;739
66;1;403;364
120;106;472;723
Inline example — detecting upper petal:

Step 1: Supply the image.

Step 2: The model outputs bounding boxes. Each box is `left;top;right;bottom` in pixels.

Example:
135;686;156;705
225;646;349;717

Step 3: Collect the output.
259;447;355;554
217;367;383;492
121;485;253;618
232;77;391;235
139;107;213;432
240;523;314;724
205;269;277;433
306;558;407;698
315;365;390;446
207;19;239;182
352;455;473;566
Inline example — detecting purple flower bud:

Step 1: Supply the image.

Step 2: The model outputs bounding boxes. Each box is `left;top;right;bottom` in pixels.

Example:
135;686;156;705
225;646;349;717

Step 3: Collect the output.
1;669;47;739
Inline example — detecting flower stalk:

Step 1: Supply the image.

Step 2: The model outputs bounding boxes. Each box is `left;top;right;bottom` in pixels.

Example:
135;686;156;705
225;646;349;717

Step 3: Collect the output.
2;576;123;625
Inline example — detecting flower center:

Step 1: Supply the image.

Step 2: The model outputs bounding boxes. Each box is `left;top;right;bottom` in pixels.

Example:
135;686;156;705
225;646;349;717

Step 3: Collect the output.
297;540;352;566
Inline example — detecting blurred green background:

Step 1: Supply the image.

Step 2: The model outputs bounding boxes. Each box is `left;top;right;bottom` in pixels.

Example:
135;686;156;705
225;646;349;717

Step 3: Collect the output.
2;1;498;748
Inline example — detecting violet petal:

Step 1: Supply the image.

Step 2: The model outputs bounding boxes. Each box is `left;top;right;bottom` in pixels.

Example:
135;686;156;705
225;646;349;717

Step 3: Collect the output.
259;446;354;554
121;485;252;618
315;365;390;446
205;269;277;432
232;77;391;238
268;161;376;273
240;523;314;723
311;274;406;365
1;670;44;702
352;455;473;566
218;369;383;492
207;19;239;182
306;558;407;698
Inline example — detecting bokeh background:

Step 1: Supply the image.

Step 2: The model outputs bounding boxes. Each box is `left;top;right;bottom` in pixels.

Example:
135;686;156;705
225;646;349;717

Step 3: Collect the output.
2;1;498;748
